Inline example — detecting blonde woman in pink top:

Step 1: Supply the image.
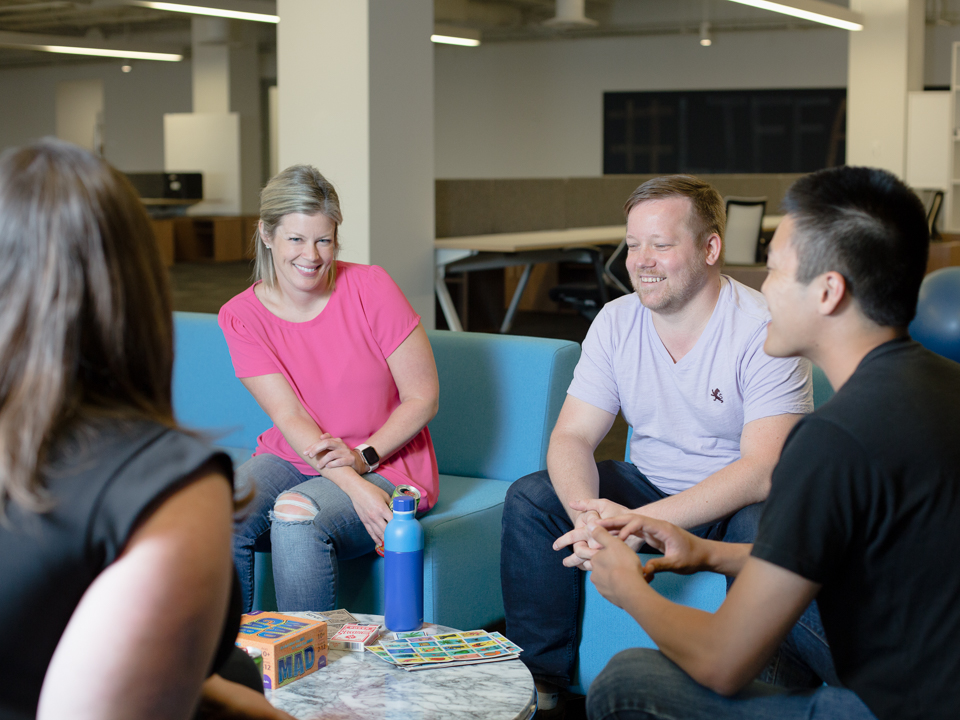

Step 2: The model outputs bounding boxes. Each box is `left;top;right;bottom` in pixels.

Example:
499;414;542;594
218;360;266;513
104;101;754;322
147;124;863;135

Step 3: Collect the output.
219;165;440;612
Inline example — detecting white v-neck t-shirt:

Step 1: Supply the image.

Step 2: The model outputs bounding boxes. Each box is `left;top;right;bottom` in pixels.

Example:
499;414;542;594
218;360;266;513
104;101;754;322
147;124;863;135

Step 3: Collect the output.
568;275;812;495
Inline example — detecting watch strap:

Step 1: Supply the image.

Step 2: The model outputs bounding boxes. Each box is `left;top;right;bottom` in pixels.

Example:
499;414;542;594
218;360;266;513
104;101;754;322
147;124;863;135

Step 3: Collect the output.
355;443;380;472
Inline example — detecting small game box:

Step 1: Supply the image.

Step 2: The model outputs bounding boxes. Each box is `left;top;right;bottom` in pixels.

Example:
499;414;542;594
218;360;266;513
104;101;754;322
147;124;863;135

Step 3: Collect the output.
236;612;328;690
329;623;382;651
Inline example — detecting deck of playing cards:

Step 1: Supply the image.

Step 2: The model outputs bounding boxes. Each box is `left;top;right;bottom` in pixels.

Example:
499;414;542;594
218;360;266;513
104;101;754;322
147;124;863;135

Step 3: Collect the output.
329;622;382;651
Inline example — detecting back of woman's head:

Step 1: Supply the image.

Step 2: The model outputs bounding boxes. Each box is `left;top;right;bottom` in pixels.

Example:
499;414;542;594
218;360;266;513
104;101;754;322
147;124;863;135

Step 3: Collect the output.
0;140;175;514
253;164;342;290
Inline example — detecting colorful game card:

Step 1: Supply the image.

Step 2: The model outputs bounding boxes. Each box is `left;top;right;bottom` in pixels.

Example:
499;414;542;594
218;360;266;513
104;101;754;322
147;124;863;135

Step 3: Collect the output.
366;630;523;671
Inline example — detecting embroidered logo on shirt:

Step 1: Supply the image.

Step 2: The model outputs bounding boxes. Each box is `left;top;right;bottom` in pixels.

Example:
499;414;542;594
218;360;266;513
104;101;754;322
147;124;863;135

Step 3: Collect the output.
711;388;723;403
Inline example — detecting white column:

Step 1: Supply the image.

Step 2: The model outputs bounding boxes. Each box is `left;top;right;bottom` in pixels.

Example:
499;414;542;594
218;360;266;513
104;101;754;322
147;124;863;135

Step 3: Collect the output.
189;17;262;213
847;0;925;176
276;0;435;326
192;17;230;114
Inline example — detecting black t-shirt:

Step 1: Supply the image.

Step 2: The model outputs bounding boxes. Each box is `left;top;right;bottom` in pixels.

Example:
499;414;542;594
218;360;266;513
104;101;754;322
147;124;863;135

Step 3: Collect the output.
753;338;960;720
0;420;237;720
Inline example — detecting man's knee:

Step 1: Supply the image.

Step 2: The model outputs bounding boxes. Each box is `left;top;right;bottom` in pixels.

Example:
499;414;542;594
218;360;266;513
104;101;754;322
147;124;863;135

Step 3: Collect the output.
722;501;764;544
274;492;319;522
504;470;557;516
588;649;671;719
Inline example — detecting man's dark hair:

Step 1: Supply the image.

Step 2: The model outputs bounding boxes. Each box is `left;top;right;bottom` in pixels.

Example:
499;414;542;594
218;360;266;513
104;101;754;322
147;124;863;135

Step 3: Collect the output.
782;166;929;328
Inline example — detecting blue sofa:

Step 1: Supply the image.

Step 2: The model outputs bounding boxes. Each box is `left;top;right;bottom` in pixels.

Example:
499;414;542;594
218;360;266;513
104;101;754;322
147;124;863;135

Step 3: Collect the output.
171;311;580;631
571;363;836;693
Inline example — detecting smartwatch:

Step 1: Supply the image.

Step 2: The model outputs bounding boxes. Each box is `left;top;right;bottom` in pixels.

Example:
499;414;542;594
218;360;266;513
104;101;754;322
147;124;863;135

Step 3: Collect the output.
355;444;380;472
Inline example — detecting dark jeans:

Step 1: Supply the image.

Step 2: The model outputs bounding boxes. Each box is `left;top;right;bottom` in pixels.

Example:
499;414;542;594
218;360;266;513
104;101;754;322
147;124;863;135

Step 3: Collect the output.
500;460;833;690
587;649;874;720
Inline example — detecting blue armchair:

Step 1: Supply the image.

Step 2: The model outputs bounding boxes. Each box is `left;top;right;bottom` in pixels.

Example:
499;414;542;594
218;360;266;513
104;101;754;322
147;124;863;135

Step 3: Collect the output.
171;311;580;631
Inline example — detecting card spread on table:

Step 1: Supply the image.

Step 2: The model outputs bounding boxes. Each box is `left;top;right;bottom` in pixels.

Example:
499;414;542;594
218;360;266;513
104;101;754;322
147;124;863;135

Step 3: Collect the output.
366;631;522;671
298;609;357;636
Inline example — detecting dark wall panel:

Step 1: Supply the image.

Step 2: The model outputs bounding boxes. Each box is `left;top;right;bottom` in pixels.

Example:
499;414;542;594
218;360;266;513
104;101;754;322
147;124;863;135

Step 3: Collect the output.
604;89;846;175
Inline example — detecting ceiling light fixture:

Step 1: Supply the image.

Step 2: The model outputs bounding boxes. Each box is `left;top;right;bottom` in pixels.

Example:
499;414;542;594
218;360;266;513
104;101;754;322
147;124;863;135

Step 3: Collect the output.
724;0;864;31
699;21;713;46
0;30;183;61
34;44;182;60
543;0;598;29
0;2;73;13
123;1;278;24
431;24;481;47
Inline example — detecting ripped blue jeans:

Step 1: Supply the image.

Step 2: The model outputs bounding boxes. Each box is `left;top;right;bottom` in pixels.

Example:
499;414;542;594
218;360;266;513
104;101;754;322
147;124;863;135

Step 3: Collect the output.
232;452;394;612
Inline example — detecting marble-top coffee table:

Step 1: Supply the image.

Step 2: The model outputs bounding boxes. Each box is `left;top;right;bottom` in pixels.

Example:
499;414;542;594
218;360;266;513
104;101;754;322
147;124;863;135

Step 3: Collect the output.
265;613;537;720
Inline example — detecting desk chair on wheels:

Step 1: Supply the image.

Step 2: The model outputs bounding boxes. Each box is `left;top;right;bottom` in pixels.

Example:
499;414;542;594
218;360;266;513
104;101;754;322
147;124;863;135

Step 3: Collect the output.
548;239;631;320
724;197;767;265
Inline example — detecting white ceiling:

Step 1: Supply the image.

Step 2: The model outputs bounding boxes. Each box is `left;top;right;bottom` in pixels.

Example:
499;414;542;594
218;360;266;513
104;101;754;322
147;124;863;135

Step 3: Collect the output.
0;0;955;69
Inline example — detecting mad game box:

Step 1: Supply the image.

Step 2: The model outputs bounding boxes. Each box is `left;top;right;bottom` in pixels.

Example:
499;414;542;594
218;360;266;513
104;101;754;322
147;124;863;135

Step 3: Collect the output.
236;612;328;689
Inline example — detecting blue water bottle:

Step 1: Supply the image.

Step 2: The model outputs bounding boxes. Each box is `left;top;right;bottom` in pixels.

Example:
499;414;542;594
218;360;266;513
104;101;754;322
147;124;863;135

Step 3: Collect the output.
384;495;424;631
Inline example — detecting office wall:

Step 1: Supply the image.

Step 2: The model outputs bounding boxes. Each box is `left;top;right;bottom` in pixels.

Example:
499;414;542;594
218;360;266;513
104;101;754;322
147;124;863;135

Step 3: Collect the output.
2;22;959;181
435;28;849;179
0;59;192;172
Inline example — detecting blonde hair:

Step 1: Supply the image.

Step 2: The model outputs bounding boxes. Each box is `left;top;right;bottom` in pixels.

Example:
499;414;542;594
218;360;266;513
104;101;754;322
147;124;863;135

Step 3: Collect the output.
253;165;343;291
0;140;176;514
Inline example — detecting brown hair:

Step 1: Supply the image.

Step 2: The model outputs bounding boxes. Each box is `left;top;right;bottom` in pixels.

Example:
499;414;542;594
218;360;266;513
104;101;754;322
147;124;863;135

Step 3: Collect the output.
0;140;175;514
623;175;726;260
252;164;343;291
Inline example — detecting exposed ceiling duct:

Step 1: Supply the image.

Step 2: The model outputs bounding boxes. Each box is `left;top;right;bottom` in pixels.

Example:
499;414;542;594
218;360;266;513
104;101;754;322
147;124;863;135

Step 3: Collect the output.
543;0;597;29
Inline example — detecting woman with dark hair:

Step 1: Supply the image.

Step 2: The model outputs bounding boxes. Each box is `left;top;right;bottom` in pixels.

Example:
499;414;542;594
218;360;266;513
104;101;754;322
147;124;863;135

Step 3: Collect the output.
221;164;440;612
0;140;290;720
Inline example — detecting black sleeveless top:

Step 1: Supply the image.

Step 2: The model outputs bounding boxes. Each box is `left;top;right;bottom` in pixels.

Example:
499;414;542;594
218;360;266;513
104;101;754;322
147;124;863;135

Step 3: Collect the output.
0;420;239;720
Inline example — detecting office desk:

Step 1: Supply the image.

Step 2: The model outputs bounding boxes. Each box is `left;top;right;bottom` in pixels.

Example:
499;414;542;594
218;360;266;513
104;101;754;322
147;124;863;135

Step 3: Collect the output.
435;225;626;332
762;214;784;232
435;218;784;332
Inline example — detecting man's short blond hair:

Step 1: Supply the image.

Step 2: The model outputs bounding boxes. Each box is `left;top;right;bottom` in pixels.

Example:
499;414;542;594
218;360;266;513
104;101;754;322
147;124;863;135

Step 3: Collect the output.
623;175;726;260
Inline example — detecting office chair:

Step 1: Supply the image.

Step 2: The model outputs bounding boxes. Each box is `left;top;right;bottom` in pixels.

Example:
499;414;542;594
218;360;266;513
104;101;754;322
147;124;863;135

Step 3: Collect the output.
723;197;766;265
549;240;630;321
927;190;944;240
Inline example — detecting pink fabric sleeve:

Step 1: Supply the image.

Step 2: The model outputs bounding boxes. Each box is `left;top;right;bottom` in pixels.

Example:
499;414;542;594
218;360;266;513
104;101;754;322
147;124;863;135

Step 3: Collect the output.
359;266;421;359
217;306;280;378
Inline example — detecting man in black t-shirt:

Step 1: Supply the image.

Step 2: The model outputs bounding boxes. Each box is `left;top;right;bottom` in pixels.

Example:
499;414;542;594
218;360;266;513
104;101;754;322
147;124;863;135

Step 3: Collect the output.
555;166;960;720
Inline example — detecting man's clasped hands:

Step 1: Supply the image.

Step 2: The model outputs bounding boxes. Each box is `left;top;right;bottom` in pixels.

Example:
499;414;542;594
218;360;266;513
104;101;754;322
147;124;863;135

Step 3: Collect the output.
554;502;718;610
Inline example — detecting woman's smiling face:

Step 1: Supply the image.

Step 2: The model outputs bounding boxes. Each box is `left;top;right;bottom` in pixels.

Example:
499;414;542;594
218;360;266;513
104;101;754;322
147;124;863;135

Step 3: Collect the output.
264;212;338;296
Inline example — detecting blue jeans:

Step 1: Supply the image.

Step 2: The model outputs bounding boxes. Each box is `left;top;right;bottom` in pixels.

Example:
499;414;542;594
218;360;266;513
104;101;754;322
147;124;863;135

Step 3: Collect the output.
587;649;875;720
232;453;395;612
500;460;766;689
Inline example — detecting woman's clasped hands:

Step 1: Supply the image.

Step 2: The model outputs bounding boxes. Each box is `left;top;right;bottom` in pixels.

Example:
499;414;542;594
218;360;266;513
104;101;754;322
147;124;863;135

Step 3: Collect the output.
303;433;369;474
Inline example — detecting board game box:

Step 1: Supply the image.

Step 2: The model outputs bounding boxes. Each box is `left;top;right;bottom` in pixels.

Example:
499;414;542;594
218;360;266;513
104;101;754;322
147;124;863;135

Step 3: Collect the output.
236;612;328;690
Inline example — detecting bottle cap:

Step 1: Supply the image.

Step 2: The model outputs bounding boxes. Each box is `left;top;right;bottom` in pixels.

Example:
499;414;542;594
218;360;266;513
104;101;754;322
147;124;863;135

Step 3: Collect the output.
393;495;415;512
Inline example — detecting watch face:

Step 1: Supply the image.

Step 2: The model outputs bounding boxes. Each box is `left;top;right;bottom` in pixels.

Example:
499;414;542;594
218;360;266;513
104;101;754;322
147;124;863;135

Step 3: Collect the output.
361;446;379;465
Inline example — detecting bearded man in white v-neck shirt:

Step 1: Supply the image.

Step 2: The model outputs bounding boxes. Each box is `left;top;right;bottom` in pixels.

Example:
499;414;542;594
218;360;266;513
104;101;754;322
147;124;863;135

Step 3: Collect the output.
500;175;814;709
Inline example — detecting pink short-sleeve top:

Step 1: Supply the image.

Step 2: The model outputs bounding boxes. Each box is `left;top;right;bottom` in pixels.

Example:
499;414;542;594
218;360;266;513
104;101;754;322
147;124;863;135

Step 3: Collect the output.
217;261;439;509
